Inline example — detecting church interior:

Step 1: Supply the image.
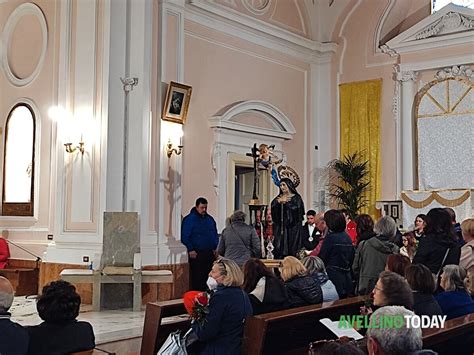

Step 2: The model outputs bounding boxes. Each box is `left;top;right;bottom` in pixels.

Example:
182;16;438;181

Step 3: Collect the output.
0;0;473;354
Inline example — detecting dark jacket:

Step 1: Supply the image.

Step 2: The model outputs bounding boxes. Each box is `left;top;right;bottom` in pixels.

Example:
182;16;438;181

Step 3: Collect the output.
353;234;399;295
413;233;461;274
319;231;355;298
27;320;95;355
284;275;322;308
248;276;289;315
412;292;443;317
301;223;319;251
435;290;474;320
0;313;28;355
356;230;376;246
218;221;261;267
192;285;252;355
181;207;219;252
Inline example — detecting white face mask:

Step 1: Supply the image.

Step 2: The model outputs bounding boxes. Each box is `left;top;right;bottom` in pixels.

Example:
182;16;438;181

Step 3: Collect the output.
206;276;218;290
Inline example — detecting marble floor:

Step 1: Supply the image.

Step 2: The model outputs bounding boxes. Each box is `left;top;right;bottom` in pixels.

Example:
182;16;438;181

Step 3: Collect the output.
10;296;145;345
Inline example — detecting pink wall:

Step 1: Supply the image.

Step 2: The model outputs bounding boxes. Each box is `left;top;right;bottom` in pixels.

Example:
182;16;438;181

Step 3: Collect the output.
0;0;58;229
182;20;310;219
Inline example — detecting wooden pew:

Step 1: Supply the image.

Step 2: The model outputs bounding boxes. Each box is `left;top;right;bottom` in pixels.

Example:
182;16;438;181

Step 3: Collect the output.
140;295;369;355
422;313;474;354
140;299;190;355
242;296;369;355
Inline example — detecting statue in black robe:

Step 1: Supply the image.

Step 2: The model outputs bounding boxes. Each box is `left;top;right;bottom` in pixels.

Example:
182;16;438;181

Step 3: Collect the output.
271;178;305;258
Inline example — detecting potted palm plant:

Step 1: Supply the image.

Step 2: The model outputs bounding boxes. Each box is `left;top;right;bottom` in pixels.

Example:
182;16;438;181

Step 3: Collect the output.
328;152;370;219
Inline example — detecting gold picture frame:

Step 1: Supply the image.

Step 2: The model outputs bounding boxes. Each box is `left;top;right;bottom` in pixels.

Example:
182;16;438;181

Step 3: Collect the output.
162;81;192;124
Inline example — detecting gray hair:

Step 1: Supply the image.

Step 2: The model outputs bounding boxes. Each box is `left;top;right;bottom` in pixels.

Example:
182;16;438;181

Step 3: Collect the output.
374;216;397;239
302;256;327;275
0;277;14;312
367;306;422;355
230;210;246;223
441;264;467;292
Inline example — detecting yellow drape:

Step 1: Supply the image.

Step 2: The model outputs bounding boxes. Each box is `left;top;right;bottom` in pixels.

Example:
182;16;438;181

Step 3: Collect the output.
339;79;382;218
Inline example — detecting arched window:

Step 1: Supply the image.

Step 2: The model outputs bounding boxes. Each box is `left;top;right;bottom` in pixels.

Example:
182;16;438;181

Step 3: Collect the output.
2;104;36;216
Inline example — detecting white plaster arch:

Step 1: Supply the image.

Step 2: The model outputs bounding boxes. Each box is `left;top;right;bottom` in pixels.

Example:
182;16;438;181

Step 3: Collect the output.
208;100;296;139
208;100;296;230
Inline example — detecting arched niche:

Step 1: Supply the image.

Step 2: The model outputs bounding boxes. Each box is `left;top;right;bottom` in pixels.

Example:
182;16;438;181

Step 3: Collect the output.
414;77;473;190
208;100;296;230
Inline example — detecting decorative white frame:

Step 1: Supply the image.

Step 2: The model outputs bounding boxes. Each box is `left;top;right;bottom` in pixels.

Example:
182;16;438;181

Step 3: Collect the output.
1;3;48;87
209;100;295;230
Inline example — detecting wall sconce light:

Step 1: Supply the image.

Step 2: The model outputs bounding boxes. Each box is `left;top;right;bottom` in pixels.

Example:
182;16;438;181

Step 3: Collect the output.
166;138;183;158
64;142;85;155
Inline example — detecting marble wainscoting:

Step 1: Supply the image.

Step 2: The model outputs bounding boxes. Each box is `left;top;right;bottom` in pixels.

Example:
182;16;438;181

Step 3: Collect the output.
39;262;189;304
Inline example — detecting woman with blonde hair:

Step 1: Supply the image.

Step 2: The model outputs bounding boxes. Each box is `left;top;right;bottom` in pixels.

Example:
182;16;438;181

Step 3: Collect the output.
280;256;322;308
460;217;474;296
435;264;474;320
192;258;252;354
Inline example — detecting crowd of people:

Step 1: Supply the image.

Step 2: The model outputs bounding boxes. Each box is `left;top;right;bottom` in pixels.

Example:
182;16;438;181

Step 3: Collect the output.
1;195;473;354
180;197;474;354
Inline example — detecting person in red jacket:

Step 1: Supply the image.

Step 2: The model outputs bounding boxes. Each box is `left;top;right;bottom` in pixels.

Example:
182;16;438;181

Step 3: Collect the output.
0;230;10;269
341;209;357;245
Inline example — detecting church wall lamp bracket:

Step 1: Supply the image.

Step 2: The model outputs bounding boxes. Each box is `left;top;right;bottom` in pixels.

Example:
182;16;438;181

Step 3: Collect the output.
64;142;85;155
166;139;183;158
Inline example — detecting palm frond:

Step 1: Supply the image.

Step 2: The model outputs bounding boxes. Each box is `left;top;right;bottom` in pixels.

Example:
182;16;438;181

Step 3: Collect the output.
328;151;370;219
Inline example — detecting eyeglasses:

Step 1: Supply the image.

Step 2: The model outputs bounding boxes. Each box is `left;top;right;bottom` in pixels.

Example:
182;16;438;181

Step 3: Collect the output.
373;285;383;293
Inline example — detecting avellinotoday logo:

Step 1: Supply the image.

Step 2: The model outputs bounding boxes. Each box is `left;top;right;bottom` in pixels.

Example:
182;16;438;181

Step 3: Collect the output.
338;315;447;329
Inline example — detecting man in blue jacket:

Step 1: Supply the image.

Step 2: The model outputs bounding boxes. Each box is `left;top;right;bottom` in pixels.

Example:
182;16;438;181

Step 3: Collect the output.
181;197;219;291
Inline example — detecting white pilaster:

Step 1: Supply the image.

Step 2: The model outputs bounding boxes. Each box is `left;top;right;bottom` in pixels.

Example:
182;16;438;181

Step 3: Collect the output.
397;70;418;191
310;56;335;211
155;0;188;265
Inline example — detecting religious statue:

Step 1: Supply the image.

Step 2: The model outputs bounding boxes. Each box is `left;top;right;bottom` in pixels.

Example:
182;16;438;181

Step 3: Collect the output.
257;144;282;170
271;166;305;258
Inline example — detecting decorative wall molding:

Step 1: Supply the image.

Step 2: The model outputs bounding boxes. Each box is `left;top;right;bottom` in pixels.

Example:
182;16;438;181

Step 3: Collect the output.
186;0;337;63
242;0;271;16
435;65;474;81
209;100;294;229
383;4;474;55
1;3;48;87
208;100;296;140
396;69;418;82
413;11;474;40
374;0;397;52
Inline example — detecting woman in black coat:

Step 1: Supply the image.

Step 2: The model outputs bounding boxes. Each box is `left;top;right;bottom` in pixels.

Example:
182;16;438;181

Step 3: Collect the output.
405;264;443;317
280;256;322;308
413;208;461;275
318;210;355;298
242;258;289;314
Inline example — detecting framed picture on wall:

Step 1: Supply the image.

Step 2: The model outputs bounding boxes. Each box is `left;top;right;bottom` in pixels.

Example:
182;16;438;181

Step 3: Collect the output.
162;81;192;124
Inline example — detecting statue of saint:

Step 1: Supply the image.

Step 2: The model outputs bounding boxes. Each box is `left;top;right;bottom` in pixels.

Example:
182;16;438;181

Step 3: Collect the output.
271;175;305;258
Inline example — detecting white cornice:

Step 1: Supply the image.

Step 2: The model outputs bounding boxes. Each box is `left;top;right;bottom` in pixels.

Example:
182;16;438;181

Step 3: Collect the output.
384;4;474;54
209;100;296;140
185;0;337;63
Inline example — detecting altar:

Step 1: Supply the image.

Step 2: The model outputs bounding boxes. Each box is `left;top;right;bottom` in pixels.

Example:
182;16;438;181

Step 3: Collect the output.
401;189;473;229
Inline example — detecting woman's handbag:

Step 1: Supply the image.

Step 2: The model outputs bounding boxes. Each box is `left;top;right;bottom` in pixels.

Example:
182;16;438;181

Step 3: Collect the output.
158;328;195;355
